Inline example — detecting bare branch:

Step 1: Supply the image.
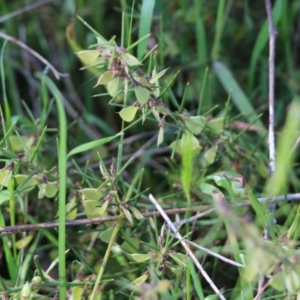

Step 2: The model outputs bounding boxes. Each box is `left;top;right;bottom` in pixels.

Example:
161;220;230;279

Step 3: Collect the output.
149;194;226;300
0;0;56;24
0;32;68;80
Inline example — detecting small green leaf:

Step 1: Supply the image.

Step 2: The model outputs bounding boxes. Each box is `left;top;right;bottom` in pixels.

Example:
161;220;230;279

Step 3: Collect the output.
121;238;140;253
134;86;150;104
9;135;35;152
15;174;38;192
170;132;201;155
0;168;12;187
94;71;113;86
185;116;206;135
130;253;151;263
207;117;224;132
99;227;114;243
123;207;133;224
75;50;100;65
0;190;11;205
157;126;164;146
169;253;187;267
150;67;169;84
66;197;77;221
98;200;109;216
107;77;124;97
96;36;108;45
132;274;149;286
16;235;34;249
204;145;218;165
83;200;103;218
38;183;46;199
38;182;58;198
71;283;84;300
269;272;286;291
119;106;138;122
129;207;144;220
67;133;122;158
121;53;142;66
81;188;103;201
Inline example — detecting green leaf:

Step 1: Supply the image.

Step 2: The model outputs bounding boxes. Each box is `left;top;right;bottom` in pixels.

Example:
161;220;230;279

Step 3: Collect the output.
130;253;151;263
185;116;206;135
269;272;286;291
121;238;140;253
129;207;144;220
94;71;113;86
83;200;103;218
121;53;142;66
0;189;11;205
134;86;150;104
71;283;84;300
9;135;35;152
137;0;155;59
14;174;38;192
207;117;224;132
119;106;138;122
204;145;218;165
157;126;164;146
170;132;201;155
81;188;103;201
0;168;12;187
122;207;133;225
67;133;122;158
132;274;149;286
75;50;100;65
99;227;114;243
180;131;194;202
107;77;123;97
38;182;58;198
16;235;34;249
150;67;169;84
66;198;77;221
38;183;46;199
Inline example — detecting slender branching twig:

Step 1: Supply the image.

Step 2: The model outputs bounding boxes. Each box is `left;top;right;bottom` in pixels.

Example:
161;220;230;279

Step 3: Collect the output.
1;193;300;236
148;194;226;300
0;32;68;80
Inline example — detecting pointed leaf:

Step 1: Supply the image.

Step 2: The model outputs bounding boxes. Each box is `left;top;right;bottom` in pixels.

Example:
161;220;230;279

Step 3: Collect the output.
66;198;77;221
119;106;138;122
16;235;34;249
123;207;133;225
121;53;142;66
132;274;149;286
99;227;114;243
204;145;218;165
130;253;151;263
95;71;113;86
67;133;122;158
185;116;206;135
0;190;11;205
150;68;169;84
107;77;124;97
0;169;12;187
207;117;224;132
15;174;38;192
134;86;150;104
75;50;100;65
121;238;140;253
129;207;144;220
157;126;164;146
81;188;103;201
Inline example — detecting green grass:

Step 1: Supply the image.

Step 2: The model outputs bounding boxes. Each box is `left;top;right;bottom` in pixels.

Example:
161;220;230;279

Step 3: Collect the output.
1;1;300;299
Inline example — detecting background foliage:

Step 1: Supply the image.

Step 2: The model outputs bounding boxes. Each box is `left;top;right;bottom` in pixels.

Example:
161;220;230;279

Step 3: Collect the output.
1;0;300;299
